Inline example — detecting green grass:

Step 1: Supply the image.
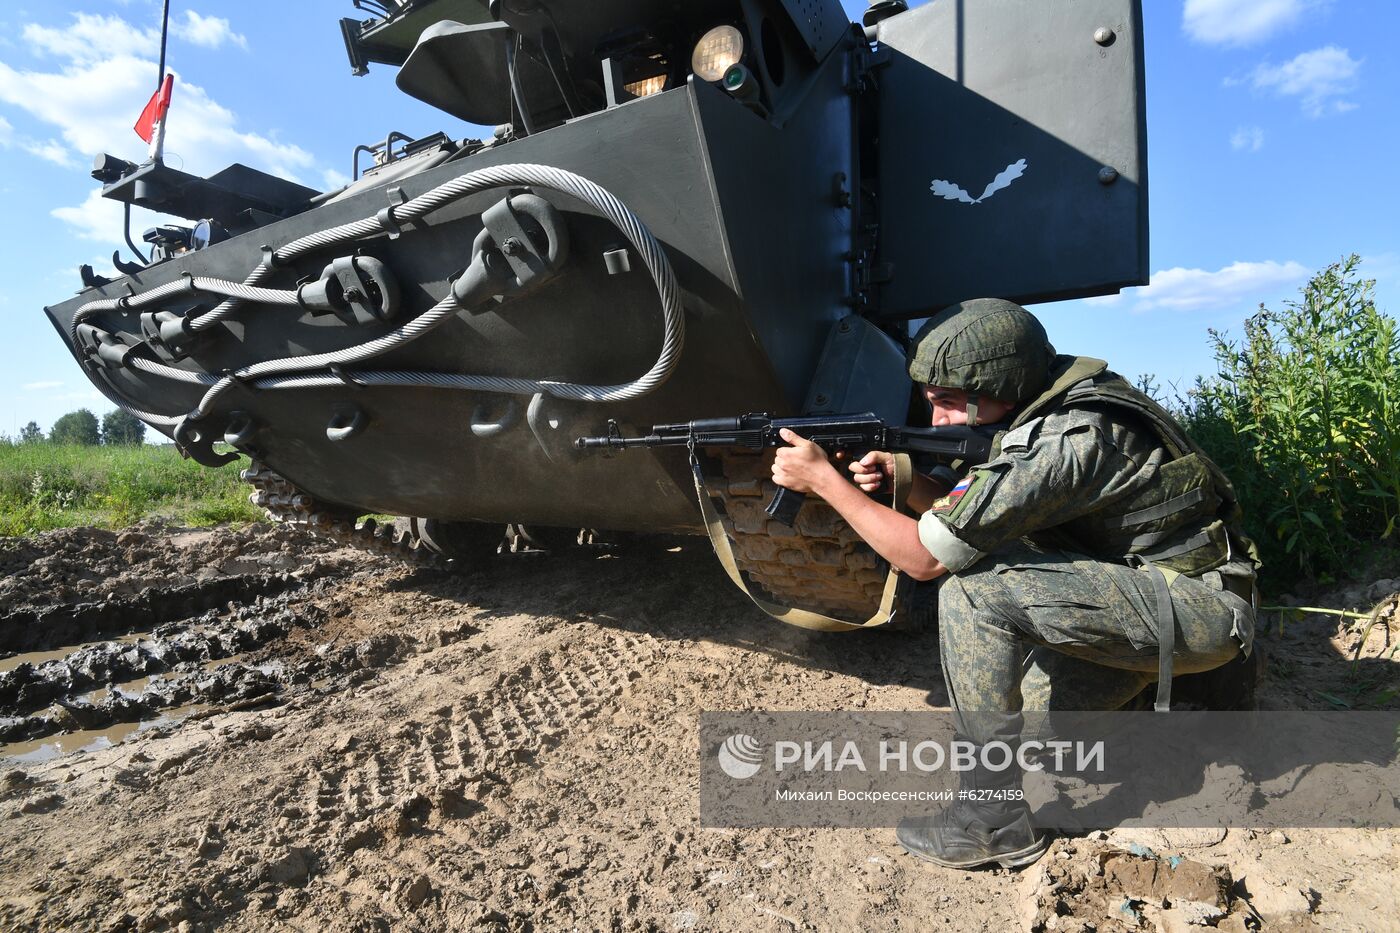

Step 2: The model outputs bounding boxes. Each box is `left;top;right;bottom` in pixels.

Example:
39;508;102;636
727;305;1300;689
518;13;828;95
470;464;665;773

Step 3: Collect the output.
0;442;261;537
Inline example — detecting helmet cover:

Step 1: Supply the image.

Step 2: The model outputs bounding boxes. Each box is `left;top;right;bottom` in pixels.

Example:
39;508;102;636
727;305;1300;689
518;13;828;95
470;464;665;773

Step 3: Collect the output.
907;298;1055;404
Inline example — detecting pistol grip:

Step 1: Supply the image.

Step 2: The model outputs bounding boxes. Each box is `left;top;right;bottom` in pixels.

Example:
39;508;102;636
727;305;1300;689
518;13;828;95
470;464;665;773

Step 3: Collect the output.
765;486;805;527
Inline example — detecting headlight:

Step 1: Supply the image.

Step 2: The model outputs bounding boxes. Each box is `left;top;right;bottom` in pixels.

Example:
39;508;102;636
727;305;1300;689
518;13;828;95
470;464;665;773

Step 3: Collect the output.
692;25;744;82
624;74;668;98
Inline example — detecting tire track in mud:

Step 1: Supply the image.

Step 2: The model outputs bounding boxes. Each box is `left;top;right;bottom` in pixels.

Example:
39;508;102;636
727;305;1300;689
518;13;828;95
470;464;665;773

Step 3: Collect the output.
301;631;660;830
289;629;671;928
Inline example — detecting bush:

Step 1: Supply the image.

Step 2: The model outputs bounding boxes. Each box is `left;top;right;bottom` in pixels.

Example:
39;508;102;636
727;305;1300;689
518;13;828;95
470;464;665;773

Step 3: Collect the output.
1174;256;1397;588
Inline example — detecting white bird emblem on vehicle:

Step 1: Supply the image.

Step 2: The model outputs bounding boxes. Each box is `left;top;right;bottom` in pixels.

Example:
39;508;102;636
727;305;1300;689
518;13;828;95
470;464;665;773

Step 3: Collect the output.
929;159;1029;204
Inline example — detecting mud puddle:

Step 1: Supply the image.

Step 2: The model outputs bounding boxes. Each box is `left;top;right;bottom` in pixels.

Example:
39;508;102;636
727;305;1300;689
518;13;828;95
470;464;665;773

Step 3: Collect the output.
2;706;198;765
0;631;153;676
1;658;225;762
0;521;369;758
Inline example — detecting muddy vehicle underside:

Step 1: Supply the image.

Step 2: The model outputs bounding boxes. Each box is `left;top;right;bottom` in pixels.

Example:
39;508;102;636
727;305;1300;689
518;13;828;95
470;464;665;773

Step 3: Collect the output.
44;0;1147;625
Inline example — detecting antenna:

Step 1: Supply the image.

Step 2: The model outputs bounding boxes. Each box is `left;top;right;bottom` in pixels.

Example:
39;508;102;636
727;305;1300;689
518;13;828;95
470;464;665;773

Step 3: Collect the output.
148;0;173;163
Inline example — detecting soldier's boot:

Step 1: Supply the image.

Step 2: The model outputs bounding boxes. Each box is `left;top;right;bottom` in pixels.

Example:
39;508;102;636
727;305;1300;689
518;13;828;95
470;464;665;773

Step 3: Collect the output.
896;761;1048;870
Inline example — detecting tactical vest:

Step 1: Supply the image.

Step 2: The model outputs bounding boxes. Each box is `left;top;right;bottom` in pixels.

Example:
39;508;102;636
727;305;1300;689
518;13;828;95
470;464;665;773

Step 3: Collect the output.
1001;356;1260;577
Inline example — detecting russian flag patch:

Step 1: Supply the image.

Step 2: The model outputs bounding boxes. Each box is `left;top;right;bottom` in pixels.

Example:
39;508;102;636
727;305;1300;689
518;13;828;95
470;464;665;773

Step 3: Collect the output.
930;475;974;514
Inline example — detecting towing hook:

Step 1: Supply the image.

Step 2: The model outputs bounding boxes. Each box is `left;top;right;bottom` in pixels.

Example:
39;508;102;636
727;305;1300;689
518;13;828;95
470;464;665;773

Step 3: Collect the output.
297;255;402;327
223;411;259;447
326;406;369;442
452;191;571;310
173;415;240;467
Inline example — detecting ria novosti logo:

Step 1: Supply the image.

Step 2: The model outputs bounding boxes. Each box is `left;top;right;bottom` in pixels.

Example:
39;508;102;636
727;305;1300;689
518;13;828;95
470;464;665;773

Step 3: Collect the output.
717;733;763;779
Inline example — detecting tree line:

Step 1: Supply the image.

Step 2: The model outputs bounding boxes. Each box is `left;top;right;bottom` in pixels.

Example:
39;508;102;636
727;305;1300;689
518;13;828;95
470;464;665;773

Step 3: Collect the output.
12;409;146;446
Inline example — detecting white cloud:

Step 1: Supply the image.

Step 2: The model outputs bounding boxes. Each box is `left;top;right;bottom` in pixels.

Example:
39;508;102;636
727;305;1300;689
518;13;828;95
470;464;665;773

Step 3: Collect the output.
1091;260;1310;312
21;137;76;166
1359;252;1400;289
54;391;104;403
174;12;248;51
51;187;165;246
23;10;249;60
1249;46;1361;117
0;107;76;166
321;168;351;191
0;12;315;183
0;56;153;160
1183;0;1325;47
24;14;159;64
1230;126;1265;152
23;381;64;391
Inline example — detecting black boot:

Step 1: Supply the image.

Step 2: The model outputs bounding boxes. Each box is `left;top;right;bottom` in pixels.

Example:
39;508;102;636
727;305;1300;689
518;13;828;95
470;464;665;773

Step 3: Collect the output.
896;798;1048;869
896;755;1049;870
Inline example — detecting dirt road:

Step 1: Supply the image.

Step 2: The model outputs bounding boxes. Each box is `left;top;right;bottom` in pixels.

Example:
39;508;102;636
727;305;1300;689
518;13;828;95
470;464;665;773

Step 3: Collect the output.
1;524;1396;931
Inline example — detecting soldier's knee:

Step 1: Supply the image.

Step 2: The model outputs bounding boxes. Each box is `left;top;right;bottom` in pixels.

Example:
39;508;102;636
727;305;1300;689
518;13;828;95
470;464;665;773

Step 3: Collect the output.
935;566;1006;617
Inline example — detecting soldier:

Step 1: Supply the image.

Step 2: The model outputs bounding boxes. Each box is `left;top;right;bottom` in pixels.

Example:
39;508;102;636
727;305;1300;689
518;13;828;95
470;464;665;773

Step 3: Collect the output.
771;298;1259;870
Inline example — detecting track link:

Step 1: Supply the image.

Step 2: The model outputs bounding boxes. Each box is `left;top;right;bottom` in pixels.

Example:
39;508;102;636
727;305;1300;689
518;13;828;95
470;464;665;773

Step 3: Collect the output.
706;449;892;624
241;460;438;565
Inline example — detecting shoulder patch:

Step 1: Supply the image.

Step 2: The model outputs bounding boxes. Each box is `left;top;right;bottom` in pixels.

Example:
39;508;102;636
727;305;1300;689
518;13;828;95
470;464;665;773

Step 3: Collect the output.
929;471;988;520
999;417;1043;453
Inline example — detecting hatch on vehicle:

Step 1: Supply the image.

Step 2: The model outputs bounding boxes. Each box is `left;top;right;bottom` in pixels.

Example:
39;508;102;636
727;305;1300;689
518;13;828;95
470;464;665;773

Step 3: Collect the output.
873;0;1148;318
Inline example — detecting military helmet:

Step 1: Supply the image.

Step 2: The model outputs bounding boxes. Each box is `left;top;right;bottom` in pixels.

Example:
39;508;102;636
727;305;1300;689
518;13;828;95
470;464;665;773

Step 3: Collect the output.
907;298;1055;405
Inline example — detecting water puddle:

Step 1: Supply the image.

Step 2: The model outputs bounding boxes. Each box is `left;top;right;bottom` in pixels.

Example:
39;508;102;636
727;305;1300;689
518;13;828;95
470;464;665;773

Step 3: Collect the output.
0;705;200;765
2;721;144;764
77;676;151;706
0;641;280;765
0;631;154;675
205;653;247;671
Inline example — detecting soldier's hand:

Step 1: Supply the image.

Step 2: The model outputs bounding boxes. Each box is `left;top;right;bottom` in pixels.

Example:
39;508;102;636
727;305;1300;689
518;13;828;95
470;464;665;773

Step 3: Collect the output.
772;428;837;495
848;450;894;494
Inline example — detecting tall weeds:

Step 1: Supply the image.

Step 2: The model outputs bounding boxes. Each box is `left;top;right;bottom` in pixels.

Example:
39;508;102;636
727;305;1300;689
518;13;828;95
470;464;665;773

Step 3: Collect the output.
1175;256;1399;588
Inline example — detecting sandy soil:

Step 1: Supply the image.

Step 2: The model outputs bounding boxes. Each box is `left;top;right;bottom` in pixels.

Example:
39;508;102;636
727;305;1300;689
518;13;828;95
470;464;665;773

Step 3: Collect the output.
0;524;1396;932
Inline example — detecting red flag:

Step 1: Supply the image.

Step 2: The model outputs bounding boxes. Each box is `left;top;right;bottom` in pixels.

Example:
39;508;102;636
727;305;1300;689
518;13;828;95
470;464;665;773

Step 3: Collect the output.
133;74;174;143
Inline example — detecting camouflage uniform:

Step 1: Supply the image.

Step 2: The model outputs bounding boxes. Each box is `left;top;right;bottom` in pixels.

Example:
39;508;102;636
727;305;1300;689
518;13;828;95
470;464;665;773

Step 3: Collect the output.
896;299;1258;870
919;402;1255;732
911;346;1256;736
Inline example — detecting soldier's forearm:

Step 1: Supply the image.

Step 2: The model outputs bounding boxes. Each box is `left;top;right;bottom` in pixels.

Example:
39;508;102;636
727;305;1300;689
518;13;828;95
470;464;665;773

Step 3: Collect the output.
905;472;950;514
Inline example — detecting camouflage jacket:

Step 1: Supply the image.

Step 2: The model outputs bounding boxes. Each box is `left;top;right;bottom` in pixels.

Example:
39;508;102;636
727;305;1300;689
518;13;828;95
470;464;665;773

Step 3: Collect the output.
917;357;1256;579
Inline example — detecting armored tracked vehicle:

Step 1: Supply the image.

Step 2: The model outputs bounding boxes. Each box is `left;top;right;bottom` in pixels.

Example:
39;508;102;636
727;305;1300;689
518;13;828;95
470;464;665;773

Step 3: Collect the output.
44;0;1147;629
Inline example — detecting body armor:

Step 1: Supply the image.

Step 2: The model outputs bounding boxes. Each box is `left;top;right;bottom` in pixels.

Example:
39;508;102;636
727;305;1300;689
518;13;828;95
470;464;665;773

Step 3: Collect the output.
1006;356;1260;578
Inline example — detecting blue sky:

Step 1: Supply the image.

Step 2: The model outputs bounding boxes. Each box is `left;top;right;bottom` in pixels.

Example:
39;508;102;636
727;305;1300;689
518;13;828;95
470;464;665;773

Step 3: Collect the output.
1;0;1396;435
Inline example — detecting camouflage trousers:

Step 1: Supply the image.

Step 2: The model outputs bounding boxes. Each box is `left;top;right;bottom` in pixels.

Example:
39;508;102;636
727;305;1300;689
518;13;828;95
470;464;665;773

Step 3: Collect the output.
936;543;1252;742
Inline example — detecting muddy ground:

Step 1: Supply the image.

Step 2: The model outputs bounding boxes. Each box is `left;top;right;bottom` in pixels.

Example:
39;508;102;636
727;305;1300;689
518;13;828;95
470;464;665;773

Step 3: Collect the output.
0;522;1396;932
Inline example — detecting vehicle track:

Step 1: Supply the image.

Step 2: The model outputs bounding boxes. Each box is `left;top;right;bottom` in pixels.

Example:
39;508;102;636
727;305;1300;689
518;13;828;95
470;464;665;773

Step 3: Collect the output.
300;632;659;832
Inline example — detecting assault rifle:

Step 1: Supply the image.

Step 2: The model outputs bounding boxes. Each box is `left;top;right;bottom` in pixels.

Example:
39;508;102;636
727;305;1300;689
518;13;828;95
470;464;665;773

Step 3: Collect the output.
576;412;996;526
